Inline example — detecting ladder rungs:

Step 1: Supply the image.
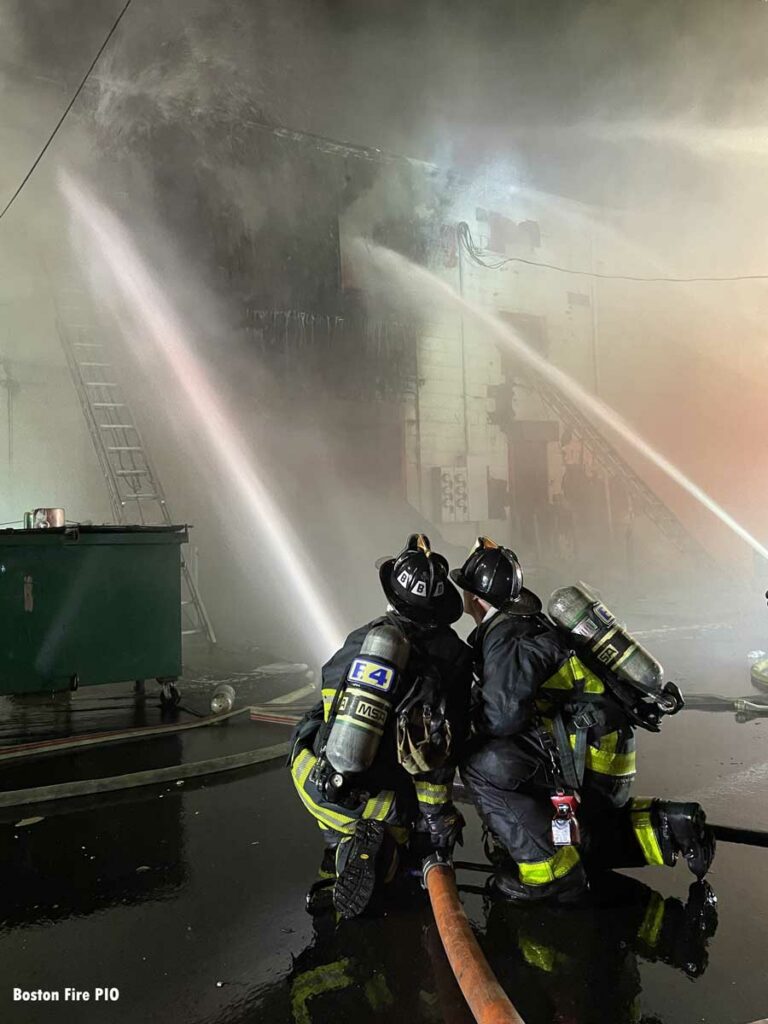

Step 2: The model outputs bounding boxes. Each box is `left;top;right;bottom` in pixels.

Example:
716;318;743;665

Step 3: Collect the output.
93;402;125;408
182;629;202;636
78;362;111;368
122;493;159;499
107;446;143;452
72;341;102;347
99;423;136;429
115;469;148;477
85;381;118;388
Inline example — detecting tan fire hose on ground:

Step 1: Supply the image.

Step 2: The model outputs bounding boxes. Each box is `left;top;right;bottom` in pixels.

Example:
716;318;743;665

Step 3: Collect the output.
423;854;526;1024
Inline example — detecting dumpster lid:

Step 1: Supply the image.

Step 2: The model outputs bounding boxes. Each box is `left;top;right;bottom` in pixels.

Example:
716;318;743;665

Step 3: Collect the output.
0;524;190;545
0;524;190;535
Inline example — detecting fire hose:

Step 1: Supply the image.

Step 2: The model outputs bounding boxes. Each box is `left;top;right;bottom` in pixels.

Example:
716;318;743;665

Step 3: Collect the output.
423;854;526;1024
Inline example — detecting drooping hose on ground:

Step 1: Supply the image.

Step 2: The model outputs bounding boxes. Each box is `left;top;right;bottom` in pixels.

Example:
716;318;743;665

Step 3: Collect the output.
423;855;527;1024
0;706;294;809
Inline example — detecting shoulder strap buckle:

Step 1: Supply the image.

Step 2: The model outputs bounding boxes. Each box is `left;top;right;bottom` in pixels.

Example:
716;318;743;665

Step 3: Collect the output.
571;707;597;731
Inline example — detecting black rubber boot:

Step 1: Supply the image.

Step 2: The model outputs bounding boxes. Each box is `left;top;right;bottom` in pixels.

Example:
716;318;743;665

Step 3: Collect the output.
653;801;716;880
493;862;588;905
333;820;386;919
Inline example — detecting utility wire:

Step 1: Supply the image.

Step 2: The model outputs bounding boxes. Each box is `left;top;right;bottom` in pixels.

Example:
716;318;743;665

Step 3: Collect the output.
0;0;133;224
457;221;768;284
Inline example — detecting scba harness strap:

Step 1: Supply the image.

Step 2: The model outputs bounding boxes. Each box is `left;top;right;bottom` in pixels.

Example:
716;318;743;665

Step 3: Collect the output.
549;705;598;791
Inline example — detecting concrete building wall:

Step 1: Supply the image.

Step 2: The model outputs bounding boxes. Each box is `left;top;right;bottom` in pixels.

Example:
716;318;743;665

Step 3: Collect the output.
338;172;698;579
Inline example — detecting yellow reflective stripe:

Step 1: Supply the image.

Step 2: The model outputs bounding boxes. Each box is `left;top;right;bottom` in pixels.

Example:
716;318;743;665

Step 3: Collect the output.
414;781;449;796
291;959;354;1024
518;844;581;885
519;938;555;973
416;793;449;806
582;667;605;693
541;659;576;690
631;798;665;865
364;971;395;1010
599;730;618;753
638;891;665;948
565;655;606;696
542;655;604;693
363;792;384;819
292;748;314;778
321;688;337;722
587;747;636;776
363;789;395;822
414;781;450;806
564;730;636;777
290;750;357;834
567;656;605;692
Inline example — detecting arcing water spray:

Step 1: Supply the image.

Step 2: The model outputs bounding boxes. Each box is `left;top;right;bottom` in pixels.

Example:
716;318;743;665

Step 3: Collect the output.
61;171;346;664
355;239;768;563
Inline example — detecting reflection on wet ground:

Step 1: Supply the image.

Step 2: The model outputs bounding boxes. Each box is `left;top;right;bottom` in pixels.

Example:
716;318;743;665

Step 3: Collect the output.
2;619;768;1023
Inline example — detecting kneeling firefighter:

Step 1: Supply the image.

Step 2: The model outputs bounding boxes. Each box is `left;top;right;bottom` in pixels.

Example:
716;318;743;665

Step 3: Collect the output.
289;534;472;918
453;537;715;904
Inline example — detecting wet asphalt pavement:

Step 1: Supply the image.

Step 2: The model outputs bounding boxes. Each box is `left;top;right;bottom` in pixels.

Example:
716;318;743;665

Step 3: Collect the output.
1;620;768;1024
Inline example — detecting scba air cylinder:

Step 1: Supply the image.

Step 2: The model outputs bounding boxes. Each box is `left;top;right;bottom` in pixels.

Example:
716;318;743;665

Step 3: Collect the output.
548;584;664;696
325;622;411;775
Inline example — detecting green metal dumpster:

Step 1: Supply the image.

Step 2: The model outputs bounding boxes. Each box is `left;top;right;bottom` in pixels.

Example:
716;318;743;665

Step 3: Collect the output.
0;525;187;694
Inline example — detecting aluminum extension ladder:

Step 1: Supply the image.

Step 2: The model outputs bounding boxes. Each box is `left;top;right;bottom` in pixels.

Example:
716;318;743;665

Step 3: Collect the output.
55;306;216;643
531;373;706;560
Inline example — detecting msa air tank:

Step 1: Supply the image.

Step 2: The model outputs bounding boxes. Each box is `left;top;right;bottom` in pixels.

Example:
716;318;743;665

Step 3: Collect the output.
325;621;411;775
548;584;664;696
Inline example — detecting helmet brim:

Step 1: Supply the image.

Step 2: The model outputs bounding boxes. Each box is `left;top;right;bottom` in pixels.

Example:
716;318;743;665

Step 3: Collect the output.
450;567;541;616
449;567;476;593
379;558;464;625
501;587;542;616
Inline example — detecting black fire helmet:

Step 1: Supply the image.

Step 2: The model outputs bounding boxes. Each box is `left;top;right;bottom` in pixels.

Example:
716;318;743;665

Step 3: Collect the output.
377;534;463;625
450;537;541;615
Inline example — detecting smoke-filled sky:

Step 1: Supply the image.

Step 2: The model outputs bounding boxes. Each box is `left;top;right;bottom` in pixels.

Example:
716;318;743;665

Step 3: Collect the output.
4;1;768;193
4;0;768;279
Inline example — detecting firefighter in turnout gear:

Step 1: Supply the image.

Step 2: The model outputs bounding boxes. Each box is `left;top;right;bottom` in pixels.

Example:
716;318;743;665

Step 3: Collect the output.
452;537;715;904
289;534;472;918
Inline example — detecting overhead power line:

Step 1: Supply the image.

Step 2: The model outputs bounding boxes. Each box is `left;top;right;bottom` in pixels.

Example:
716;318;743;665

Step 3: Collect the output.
457;221;768;284
0;0;133;224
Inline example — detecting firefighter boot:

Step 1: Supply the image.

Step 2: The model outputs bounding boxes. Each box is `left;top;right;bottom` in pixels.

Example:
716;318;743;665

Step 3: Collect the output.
652;800;716;880
304;840;339;915
333;820;387;919
493;861;588;905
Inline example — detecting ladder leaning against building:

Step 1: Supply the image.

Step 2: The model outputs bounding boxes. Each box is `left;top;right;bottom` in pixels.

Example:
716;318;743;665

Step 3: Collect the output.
55;301;216;645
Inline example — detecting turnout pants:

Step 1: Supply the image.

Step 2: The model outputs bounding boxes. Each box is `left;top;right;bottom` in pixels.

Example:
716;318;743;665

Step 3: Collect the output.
461;735;666;887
